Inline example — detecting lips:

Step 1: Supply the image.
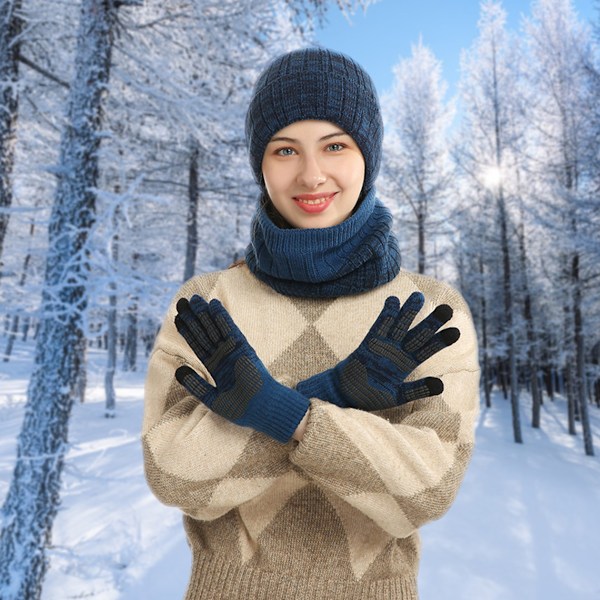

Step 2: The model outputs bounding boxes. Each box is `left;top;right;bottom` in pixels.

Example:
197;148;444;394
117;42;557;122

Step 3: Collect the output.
293;192;337;213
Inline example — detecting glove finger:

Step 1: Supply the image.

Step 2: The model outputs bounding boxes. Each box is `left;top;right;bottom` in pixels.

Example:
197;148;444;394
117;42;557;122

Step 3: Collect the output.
175;298;195;331
376;296;401;337
176;297;192;315
188;295;223;345
361;296;400;345
175;365;216;407
207;300;261;364
388;292;424;341
413;327;460;363
175;299;217;356
397;377;444;405
207;299;240;340
177;297;211;342
404;304;453;352
188;294;209;313
174;315;212;359
207;301;268;379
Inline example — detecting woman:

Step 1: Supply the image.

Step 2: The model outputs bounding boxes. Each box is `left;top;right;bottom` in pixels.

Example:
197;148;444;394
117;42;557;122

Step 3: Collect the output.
143;47;480;599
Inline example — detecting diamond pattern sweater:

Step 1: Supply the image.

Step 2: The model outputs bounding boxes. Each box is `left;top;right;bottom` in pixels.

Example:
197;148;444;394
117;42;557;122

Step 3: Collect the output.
142;264;480;600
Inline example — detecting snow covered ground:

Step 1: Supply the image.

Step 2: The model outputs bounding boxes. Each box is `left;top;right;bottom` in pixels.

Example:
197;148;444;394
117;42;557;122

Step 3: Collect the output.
1;345;599;600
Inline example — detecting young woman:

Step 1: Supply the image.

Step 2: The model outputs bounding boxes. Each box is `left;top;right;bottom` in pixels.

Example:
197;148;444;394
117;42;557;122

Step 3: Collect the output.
143;47;480;600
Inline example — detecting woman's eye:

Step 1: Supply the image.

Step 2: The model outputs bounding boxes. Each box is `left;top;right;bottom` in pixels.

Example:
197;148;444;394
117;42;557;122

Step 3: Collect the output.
327;143;344;152
276;147;295;156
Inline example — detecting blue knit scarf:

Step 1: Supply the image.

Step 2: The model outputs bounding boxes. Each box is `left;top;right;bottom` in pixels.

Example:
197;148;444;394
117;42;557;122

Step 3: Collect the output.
245;189;401;298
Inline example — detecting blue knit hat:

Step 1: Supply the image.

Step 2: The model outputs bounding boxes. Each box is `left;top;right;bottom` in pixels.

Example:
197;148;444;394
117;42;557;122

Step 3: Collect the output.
245;47;383;194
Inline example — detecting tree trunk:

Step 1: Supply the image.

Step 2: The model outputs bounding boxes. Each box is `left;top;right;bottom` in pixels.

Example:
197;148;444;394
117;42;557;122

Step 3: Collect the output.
479;254;491;408
488;36;521;442
21;314;30;341
545;365;554;401
105;289;117;416
417;208;425;275
572;250;594;455
517;218;542;427
122;248;139;372
3;221;34;361
0;0;22;275
105;209;119;417
566;362;577;435
3;313;18;361
0;2;115;597
498;192;522;443
498;359;508;400
122;295;138;372
183;138;199;282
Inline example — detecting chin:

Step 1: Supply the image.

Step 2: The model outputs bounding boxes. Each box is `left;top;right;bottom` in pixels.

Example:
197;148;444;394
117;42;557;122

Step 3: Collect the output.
299;216;345;229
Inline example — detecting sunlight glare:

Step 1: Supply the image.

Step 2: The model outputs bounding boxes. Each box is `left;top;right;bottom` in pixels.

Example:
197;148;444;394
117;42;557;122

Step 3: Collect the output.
482;166;503;190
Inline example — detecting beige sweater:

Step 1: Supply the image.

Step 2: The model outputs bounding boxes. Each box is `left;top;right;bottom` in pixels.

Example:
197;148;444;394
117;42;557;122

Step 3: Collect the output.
142;265;480;600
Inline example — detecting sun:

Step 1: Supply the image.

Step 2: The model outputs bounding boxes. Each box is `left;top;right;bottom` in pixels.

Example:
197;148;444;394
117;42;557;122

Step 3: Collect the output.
481;166;503;190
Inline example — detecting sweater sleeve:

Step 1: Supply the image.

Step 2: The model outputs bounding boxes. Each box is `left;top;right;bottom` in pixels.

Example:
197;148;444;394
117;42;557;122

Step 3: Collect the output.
142;280;292;522
289;298;480;539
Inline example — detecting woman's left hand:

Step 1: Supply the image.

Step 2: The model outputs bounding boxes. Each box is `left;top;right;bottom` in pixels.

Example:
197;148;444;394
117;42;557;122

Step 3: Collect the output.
296;293;460;411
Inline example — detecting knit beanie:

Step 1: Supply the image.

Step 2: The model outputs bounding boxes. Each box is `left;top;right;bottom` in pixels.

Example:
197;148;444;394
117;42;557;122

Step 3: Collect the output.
245;47;383;194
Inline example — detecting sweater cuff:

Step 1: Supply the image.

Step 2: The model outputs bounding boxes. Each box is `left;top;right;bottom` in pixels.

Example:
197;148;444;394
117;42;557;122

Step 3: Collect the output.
289;398;337;467
254;388;310;445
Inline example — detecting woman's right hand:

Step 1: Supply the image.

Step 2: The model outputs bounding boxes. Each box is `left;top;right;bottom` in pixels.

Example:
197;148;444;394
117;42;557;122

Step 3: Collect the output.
174;295;310;444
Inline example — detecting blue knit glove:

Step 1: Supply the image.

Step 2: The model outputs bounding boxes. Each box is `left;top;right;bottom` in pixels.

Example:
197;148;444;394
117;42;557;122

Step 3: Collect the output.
296;293;460;411
174;295;310;444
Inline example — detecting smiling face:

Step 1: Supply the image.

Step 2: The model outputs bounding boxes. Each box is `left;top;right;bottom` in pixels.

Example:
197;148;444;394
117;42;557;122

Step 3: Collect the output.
261;120;366;229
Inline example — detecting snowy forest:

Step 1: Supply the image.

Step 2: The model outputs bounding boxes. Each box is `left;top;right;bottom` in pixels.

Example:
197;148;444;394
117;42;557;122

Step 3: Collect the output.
0;0;599;598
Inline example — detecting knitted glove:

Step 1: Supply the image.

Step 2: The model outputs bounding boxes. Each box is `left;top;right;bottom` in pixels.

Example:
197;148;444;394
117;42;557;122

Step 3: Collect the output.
174;295;310;444
296;292;460;411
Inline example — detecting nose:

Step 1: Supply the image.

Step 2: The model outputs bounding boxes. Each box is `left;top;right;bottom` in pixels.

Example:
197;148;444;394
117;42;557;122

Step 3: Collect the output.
297;154;326;188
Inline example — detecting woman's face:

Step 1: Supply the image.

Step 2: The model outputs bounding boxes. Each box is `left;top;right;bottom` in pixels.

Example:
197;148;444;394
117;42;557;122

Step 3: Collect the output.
261;120;365;229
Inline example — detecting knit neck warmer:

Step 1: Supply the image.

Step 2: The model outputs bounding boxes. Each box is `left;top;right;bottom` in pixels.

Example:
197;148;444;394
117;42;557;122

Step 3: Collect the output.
245;188;401;298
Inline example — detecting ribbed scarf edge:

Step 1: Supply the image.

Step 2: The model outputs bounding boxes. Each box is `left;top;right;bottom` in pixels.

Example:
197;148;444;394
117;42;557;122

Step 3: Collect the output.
245;189;401;298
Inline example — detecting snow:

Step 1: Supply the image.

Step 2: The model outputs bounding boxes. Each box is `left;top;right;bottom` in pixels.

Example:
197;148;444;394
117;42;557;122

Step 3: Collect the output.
1;346;599;599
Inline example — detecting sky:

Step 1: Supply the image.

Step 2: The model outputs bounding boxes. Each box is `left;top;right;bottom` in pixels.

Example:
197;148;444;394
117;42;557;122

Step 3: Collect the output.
315;0;599;97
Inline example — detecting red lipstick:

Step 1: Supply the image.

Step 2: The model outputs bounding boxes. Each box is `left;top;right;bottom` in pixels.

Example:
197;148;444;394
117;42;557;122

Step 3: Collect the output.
293;192;337;213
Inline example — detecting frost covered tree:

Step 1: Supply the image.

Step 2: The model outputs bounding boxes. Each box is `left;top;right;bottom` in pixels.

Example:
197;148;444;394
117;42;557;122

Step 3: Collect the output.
0;0;79;363
0;0;23;275
0;0;139;596
381;40;453;276
523;0;596;455
455;0;527;443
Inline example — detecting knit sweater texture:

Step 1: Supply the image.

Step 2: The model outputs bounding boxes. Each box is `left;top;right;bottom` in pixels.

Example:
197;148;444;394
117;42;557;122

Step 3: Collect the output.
142;265;480;600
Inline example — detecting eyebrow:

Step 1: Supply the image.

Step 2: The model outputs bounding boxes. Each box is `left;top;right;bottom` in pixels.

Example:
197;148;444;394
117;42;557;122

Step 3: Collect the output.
268;131;349;144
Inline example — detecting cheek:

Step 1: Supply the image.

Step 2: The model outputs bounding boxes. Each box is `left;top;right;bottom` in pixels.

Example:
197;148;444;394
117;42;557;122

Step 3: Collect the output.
262;161;290;194
346;158;365;189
